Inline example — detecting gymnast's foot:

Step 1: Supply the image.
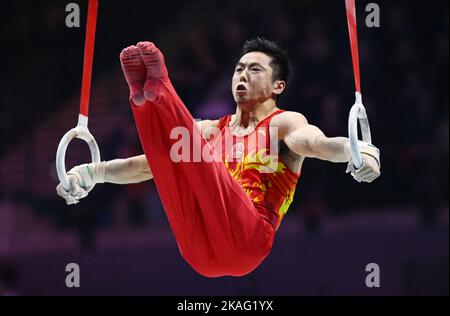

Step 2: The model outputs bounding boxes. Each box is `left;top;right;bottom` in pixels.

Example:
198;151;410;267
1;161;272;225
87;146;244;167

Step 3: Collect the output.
120;45;146;106
137;41;169;102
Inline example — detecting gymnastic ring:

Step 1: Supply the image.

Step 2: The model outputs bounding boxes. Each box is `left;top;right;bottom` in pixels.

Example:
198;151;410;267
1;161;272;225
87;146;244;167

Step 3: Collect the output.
56;114;101;191
348;91;372;169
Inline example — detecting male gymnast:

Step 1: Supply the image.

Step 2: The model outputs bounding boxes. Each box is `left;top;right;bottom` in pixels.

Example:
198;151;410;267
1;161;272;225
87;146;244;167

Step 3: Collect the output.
57;38;381;277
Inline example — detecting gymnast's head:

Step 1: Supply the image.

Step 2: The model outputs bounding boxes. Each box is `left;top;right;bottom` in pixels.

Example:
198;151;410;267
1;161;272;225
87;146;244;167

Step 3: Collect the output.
232;37;292;107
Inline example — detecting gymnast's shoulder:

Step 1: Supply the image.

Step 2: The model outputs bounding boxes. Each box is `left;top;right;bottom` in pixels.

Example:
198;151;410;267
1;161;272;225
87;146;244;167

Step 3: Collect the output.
271;110;309;135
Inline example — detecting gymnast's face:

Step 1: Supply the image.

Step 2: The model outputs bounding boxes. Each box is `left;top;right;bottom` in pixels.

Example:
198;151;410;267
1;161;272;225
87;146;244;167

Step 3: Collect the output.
232;52;284;106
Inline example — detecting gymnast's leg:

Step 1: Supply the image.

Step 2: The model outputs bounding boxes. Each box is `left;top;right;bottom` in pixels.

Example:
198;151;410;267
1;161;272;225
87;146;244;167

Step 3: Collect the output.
120;42;275;277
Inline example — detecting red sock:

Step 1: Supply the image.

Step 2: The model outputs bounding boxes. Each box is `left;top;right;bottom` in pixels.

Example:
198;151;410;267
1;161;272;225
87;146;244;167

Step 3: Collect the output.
137;41;169;101
120;45;146;106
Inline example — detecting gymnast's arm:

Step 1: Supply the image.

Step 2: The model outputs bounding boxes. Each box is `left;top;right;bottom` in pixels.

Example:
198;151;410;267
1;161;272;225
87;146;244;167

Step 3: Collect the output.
274;111;352;162
273;111;380;183
56;120;220;204
104;155;153;184
56;155;152;205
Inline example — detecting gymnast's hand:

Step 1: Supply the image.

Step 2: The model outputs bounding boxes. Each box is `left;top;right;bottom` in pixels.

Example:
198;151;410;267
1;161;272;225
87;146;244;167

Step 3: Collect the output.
56;162;105;205
56;174;87;205
346;142;381;183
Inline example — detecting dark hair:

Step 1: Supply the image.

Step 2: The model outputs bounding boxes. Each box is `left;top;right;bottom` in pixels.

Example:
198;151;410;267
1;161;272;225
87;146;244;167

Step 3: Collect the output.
240;37;293;86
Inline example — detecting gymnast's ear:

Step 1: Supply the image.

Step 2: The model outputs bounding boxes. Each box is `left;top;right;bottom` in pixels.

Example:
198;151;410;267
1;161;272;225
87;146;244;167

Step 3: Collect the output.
272;80;286;97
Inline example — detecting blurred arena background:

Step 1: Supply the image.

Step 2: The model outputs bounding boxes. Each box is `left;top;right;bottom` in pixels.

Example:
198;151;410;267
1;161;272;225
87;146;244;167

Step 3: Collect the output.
0;0;448;295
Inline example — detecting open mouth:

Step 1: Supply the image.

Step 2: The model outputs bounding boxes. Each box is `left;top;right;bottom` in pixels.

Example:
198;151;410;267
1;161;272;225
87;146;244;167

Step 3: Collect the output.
236;84;247;92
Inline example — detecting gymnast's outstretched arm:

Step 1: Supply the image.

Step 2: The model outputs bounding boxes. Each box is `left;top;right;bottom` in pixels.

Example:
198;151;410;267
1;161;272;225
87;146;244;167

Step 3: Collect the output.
273;111;381;183
56;119;220;204
56;155;152;205
104;155;153;184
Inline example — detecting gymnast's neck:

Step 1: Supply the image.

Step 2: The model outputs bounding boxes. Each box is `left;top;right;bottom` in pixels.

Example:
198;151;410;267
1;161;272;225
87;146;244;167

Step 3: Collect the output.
232;99;279;129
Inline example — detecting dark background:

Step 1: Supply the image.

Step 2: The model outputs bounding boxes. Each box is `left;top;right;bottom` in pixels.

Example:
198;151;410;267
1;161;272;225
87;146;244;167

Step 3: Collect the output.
0;0;448;295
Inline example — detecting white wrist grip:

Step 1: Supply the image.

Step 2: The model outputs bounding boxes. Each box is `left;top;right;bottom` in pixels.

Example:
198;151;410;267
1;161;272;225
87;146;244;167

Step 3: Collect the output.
56;115;101;191
348;92;372;169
